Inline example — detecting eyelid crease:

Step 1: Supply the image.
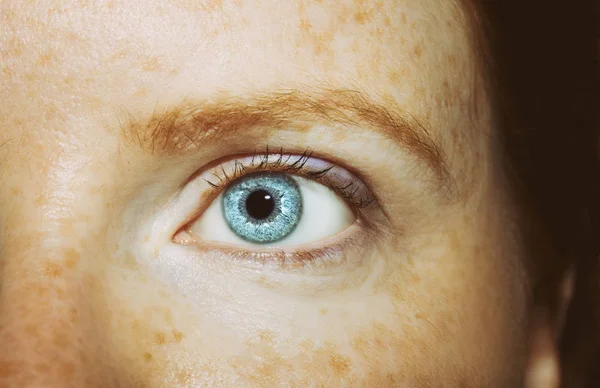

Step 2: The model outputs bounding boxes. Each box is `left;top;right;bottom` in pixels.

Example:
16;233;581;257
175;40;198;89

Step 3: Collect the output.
202;149;376;210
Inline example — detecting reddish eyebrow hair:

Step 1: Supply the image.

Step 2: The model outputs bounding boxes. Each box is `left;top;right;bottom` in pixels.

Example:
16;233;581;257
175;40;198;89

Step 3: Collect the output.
121;88;450;181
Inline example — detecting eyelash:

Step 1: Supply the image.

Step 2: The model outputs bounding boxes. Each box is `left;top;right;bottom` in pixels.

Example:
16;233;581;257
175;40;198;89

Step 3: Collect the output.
172;146;382;270
212;229;369;271
202;146;376;209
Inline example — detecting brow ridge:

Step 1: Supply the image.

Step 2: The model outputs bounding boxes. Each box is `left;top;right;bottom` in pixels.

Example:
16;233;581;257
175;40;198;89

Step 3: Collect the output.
121;89;449;181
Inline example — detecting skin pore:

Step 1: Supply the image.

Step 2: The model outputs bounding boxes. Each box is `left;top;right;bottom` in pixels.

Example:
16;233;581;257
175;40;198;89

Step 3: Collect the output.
0;0;561;386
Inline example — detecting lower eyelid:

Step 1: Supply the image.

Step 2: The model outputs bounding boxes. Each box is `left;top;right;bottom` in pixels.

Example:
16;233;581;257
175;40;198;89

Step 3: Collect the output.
179;221;372;272
154;242;378;297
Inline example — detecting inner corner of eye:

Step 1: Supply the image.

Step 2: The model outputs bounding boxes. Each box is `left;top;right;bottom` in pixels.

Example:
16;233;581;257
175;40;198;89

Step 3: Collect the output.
172;229;193;244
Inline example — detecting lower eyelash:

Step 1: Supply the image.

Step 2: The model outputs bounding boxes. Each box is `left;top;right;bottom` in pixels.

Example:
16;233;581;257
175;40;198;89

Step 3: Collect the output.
202;147;375;209
195;226;371;273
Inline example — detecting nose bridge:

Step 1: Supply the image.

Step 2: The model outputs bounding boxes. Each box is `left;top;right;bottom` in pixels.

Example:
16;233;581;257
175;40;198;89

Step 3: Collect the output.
0;226;94;386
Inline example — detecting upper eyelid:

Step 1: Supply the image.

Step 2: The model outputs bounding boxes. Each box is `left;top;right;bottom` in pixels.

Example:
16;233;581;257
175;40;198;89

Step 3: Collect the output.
199;151;376;208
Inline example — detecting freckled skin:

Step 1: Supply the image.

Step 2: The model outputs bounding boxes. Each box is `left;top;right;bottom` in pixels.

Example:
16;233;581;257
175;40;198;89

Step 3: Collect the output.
0;0;550;387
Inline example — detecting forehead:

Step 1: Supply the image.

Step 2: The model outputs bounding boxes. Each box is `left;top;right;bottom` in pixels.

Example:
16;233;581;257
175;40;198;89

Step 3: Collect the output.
1;0;479;146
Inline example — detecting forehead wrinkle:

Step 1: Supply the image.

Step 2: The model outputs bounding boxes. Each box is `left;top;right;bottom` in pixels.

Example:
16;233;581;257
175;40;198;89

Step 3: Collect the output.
119;88;450;182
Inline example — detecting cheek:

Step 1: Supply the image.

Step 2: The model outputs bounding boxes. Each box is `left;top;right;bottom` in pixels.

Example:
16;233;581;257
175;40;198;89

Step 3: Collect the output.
0;242;102;385
381;222;530;384
94;228;527;387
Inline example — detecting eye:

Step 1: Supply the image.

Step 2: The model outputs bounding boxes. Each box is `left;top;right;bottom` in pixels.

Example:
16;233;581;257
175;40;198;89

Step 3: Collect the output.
188;171;354;247
173;150;378;257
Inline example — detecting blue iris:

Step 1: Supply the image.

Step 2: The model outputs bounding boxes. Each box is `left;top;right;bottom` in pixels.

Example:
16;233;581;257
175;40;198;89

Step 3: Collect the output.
222;173;302;244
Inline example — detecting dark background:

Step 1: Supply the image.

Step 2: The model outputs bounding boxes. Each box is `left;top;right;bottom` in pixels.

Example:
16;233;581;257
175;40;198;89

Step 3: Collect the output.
478;1;600;386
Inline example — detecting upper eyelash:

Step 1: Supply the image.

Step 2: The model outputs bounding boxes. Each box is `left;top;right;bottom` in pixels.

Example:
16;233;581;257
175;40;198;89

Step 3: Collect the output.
202;147;375;209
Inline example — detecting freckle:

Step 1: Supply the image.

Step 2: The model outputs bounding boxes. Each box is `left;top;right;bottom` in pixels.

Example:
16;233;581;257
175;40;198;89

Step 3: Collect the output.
54;286;66;298
172;329;184;343
1;66;13;78
63;76;75;87
449;232;461;251
316;343;351;375
462;214;473;225
43;262;63;278
122;252;139;270
258;330;274;344
142;57;160;71
59;362;76;379
177;368;194;384
388;69;401;85
329;352;351;374
29;283;50;297
202;0;224;11
131;320;141;333
298;339;314;352
164;309;173;325
35;363;52;373
34;193;47;206
143;352;153;362
354;11;368;24
405;254;415;268
134;87;149;98
400;11;407;24
38;51;55;65
413;45;423;58
154;331;166;345
64;249;80;269
10;187;23;196
372;27;383;39
52;331;70;349
256;275;280;289
299;18;312;35
69;307;80;323
406;271;421;285
24;323;38;335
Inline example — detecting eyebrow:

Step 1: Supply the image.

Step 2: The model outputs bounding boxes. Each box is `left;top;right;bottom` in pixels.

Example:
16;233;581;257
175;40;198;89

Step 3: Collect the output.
122;89;449;180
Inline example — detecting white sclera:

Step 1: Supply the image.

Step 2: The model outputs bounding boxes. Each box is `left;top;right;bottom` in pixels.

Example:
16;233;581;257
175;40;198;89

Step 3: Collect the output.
188;176;354;249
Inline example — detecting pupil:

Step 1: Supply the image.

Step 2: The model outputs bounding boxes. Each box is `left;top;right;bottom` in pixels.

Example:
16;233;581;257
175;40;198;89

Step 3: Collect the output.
245;189;275;220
